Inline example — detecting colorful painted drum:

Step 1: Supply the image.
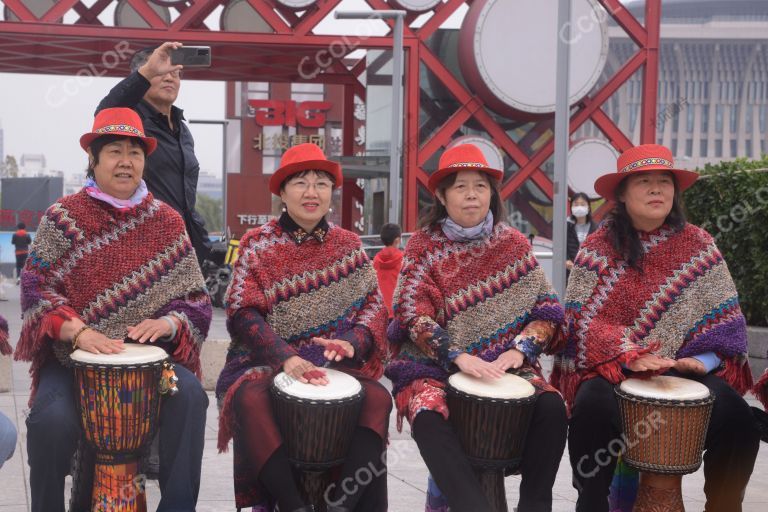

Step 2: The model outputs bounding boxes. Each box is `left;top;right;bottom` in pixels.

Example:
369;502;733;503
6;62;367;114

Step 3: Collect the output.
70;344;169;512
447;372;537;512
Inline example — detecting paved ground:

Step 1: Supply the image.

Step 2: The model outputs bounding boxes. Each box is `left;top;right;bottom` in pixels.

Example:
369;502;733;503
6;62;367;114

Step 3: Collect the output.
0;284;766;511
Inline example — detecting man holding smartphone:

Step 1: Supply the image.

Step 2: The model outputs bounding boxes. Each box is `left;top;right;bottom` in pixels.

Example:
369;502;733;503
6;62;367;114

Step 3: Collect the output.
96;41;211;266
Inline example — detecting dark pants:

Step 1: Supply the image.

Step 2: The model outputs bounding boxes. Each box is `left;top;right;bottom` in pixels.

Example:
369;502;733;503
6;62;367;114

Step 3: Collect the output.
569;374;761;512
15;253;27;278
413;392;568;512
27;360;208;512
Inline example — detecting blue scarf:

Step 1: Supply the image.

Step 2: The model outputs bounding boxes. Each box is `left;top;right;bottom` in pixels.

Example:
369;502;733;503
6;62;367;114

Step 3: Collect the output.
440;211;494;242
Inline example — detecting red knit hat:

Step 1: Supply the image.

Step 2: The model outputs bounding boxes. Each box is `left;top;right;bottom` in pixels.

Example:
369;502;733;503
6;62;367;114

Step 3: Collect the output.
428;143;504;194
80;107;157;155
269;143;343;196
594;144;698;201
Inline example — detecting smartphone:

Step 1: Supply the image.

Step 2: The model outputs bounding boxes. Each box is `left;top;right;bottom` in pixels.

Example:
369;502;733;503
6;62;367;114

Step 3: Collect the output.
170;46;211;68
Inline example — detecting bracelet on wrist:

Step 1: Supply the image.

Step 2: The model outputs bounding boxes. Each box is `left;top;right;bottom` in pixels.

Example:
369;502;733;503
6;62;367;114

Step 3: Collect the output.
72;325;92;349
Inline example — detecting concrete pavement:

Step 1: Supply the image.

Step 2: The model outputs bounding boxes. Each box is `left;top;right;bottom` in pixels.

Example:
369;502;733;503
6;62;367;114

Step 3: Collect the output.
0;284;766;511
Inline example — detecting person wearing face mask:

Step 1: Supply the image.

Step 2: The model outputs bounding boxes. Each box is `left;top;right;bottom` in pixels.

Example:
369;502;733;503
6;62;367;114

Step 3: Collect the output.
96;42;211;267
385;143;567;512
566;192;598;274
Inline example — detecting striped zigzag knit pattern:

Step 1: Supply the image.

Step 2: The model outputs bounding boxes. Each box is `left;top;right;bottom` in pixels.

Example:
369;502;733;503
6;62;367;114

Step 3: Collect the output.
385;223;564;425
15;190;212;400
552;223;752;407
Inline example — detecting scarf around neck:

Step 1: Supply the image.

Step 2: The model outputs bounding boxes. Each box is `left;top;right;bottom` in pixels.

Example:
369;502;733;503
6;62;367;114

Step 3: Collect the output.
84;178;148;210
440;211;494;242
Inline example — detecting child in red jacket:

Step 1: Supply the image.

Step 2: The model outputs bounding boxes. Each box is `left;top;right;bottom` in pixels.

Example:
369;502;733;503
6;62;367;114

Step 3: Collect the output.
373;223;403;318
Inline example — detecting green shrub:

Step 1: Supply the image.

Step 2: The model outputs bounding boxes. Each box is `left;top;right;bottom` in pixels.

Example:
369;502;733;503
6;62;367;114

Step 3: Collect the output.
684;156;768;326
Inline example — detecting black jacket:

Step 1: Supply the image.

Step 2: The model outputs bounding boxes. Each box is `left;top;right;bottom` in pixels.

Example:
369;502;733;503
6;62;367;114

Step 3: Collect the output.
96;71;211;263
566;218;598;262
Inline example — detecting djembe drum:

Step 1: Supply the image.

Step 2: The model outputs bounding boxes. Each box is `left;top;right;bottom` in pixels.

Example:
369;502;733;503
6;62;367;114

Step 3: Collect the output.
616;376;715;512
271;368;364;511
70;344;176;512
446;372;537;512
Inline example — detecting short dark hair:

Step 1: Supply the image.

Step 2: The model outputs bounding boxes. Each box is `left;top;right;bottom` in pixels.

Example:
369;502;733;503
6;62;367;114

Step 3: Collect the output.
17;222;25;230
606;175;687;270
279;170;337;191
130;47;155;72
85;135;147;179
380;223;402;246
418;172;507;229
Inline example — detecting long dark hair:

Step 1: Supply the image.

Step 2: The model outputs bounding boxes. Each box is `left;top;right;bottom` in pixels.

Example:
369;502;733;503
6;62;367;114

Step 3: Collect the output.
569;192;593;224
606;176;687;269
419;171;507;229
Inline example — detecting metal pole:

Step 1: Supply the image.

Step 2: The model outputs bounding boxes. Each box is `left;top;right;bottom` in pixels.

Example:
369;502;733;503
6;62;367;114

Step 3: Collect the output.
335;10;406;225
552;0;571;299
190;119;228;235
389;14;404;225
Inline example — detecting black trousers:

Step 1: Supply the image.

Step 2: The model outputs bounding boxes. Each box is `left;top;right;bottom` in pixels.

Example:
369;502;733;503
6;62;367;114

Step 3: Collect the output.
413;392;567;512
568;373;761;512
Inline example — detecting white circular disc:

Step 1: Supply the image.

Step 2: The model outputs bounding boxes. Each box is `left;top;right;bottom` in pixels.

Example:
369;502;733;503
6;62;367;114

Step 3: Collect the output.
275;0;317;9
568;138;619;198
460;0;609;115
449;372;535;400
221;0;273;32
620;376;710;401
273;368;362;401
70;344;168;365
447;136;505;173
115;0;170;28
389;0;442;13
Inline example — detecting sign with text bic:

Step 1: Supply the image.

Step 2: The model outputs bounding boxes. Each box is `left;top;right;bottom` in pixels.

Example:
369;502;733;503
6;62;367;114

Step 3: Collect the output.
248;100;333;128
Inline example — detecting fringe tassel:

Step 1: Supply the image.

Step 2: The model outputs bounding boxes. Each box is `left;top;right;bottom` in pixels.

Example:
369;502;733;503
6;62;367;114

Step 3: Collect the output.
753;370;768;411
549;365;581;412
716;357;754;396
171;323;202;379
217;370;272;453
0;328;10;356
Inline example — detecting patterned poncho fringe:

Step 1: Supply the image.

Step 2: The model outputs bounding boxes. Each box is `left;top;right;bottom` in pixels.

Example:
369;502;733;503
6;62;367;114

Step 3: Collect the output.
385;224;565;429
215;220;388;453
0;316;9;356
14;190;212;401
551;223;752;408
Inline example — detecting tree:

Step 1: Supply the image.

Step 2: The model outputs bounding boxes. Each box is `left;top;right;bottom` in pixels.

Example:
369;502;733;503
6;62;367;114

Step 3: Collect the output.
196;194;223;233
3;155;18;177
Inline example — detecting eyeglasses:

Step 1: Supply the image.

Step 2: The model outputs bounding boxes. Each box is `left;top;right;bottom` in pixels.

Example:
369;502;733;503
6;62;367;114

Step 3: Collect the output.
285;179;333;192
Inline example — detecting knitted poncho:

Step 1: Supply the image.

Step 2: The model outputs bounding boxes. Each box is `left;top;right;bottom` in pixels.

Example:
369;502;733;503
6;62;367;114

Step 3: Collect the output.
15;190;211;398
216;219;388;452
385;223;565;426
551;223;752;407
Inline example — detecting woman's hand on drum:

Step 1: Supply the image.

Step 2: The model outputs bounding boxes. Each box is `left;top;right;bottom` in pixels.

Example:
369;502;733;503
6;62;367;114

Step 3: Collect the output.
493;349;525;371
127;318;179;343
283;355;329;386
454;353;506;379
75;329;124;355
626;354;677;373
674;357;707;376
312;337;355;362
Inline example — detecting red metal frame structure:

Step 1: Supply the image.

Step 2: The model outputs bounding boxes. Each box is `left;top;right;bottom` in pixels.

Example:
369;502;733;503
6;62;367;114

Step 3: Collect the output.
0;0;661;232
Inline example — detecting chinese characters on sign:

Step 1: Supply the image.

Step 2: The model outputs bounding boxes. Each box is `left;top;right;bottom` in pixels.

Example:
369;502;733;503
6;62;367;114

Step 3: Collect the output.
237;214;276;226
0;209;46;230
253;133;327;152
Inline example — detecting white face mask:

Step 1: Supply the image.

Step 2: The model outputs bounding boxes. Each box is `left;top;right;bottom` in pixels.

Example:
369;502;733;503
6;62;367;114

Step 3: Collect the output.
572;205;589;218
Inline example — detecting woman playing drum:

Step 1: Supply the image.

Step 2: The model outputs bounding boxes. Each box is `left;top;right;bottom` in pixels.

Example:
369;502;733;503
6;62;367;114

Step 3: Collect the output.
553;144;761;511
15;107;212;512
215;143;391;512
385;143;568;512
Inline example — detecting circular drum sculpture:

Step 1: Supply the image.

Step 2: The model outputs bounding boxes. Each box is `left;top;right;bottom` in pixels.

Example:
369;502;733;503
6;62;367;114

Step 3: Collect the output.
220;0;273;32
389;0;442;13
459;0;609;118
275;0;317;10
115;0;171;28
3;0;62;22
568;138;620;198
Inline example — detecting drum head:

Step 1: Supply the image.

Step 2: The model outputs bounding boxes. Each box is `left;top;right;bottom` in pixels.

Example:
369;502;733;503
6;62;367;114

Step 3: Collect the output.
568;138;619;199
70;344;168;365
619;376;710;401
273;368;362;400
448;372;535;400
220;0;273;32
